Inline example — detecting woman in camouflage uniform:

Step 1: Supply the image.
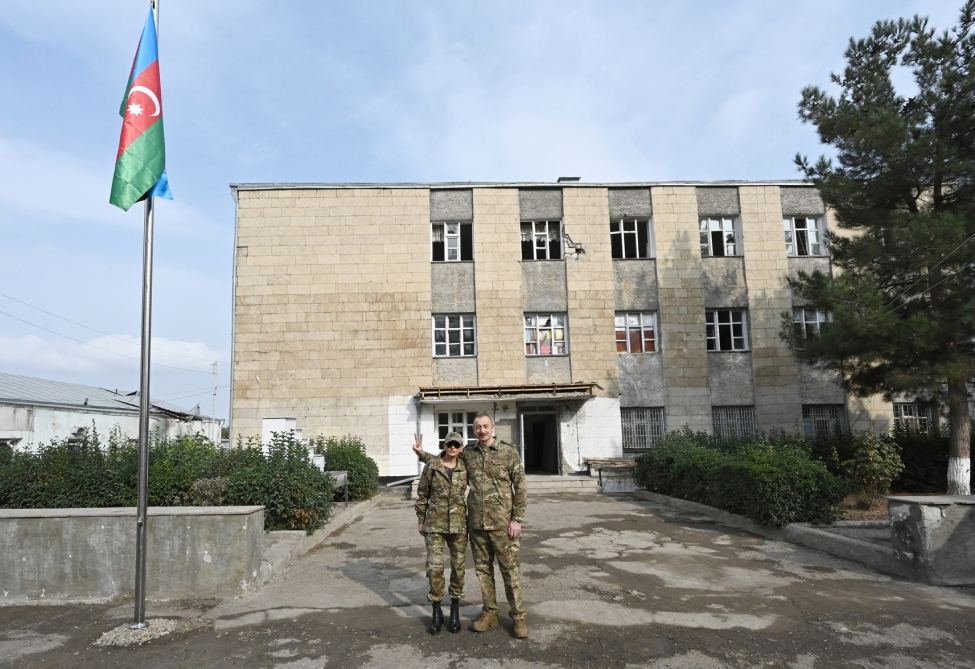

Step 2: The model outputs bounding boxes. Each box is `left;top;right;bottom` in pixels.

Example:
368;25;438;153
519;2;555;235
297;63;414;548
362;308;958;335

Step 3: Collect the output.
414;431;469;634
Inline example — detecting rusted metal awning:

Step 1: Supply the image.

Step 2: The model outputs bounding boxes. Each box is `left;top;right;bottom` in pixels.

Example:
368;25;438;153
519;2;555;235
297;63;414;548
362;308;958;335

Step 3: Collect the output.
418;382;600;404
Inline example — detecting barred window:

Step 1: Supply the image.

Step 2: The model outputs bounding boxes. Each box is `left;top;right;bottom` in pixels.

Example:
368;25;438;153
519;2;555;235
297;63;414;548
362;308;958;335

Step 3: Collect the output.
521;220;562;260
793;308;830;342
802;404;849;439
432;222;473;261
610;218;653;259
432;314;476;357
436;411;478;449
712;406;756;439
784;216;824;256
622;407;666;450
700;217;738;257
525;313;567;356
615;312;657;353
706;310;749;351
893;403;934;432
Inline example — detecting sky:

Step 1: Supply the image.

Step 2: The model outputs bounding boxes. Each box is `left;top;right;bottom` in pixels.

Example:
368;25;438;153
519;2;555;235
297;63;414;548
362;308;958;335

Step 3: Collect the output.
0;0;960;422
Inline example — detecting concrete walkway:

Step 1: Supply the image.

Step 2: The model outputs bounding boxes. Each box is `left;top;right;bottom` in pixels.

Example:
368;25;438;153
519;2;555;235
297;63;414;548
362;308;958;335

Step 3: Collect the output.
2;492;974;668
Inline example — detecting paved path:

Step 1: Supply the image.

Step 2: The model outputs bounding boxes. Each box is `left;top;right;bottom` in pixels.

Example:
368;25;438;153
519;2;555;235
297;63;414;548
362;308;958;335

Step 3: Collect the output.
2;492;974;668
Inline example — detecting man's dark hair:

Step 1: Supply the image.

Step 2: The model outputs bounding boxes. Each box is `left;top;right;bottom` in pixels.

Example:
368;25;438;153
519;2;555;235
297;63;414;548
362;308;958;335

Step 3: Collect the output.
473;412;494;424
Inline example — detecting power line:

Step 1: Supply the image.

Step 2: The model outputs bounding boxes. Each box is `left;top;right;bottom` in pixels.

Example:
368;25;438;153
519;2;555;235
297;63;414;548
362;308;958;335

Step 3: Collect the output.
0;289;219;365
877;230;975;312
0;307;213;375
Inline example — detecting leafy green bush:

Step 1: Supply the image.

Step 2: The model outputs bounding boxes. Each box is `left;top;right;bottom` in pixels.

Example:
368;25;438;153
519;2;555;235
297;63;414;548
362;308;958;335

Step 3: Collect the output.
635;437;847;527
842;432;903;508
225;432;334;533
313;435;379;501
891;426;950;493
188;477;229;506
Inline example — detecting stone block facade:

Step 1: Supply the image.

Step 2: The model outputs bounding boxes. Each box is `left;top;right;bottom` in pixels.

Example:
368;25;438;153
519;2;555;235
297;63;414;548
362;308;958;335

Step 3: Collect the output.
231;181;894;476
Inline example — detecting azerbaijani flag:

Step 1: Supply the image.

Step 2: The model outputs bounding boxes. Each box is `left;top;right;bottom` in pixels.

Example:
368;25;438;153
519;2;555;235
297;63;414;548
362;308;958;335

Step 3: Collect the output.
110;6;172;211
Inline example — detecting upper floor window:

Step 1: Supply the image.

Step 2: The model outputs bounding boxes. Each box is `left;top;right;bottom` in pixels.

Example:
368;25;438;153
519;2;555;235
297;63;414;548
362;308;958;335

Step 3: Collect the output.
525;313;567;356
706;309;749;351
615;312;657;353
521;220;562;260
893;403;934;433
700;217;738;257
432;222;473;262
432;314;476;357
610;218;653;259
784;216;824;256
793;308;830;342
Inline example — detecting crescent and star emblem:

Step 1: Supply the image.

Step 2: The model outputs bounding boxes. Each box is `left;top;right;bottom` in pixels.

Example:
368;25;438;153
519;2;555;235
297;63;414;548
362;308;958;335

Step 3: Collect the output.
127;85;160;117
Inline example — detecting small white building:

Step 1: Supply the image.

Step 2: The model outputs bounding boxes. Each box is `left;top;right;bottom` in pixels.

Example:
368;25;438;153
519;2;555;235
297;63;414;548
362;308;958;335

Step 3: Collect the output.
0;372;223;448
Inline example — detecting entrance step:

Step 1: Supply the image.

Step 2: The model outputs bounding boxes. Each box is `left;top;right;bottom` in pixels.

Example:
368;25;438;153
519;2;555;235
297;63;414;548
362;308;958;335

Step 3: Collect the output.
527;474;600;494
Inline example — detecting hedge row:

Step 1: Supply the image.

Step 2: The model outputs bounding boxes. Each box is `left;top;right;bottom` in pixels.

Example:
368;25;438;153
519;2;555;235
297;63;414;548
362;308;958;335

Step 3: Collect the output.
0;429;379;533
634;431;847;527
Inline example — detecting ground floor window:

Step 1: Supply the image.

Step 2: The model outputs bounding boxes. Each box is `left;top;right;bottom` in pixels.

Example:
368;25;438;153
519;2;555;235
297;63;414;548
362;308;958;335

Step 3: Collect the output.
712;405;756;439
801;404;849;439
621;407;666;450
435;410;478;449
893;402;934;432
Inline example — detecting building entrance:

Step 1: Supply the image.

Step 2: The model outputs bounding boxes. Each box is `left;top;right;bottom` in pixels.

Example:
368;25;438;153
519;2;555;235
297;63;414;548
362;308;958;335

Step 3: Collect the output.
519;406;560;474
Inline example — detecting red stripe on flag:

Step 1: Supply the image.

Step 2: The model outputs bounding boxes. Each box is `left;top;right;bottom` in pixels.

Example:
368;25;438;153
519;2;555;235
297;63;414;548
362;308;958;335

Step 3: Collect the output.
116;60;163;159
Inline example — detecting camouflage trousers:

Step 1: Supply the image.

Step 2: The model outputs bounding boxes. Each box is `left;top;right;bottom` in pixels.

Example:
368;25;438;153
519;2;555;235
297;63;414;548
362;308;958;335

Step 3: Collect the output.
469;528;524;620
424;531;467;603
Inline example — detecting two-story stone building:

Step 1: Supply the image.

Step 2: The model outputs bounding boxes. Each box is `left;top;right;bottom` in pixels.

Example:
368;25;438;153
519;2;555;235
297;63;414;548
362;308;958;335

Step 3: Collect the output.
230;181;915;477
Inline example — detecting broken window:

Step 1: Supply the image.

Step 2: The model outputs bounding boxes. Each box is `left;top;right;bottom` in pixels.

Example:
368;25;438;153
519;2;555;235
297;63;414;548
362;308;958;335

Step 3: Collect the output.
621;407;666;450
432;314;476;357
699;217;738;257
432;222;473;261
712;406;757;439
610;218;653;259
436;411;478;448
792;308;830;344
615;312;657;353
706;309;748;351
521;220;562;260
524;313;567;356
893;403;935;433
784;216;824;256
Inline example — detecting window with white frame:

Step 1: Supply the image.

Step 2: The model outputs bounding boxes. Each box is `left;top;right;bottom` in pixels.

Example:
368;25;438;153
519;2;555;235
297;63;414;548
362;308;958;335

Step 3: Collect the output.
615;312;657;353
432;314;476;357
435;410;479;448
893;403;934;432
712;406;757;439
621;407;666;450
784;216;824;256
521;220;562;260
802;404;849;439
431;222;473;262
524;313;567;356
706;310;749;351
793;308;830;342
610;218;653;259
699;217;738;257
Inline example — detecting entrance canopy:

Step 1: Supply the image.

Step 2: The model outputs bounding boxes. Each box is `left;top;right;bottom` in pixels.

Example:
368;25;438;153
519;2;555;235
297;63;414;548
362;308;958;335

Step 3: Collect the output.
418;382;599;404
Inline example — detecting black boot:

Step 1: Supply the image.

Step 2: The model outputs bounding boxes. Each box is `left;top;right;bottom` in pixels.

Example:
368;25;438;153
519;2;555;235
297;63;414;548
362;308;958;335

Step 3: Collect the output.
447;598;461;633
428;601;444;634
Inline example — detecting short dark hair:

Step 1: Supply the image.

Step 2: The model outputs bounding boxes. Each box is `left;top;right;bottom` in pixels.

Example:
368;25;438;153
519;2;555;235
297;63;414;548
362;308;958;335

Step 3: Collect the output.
473;412;494;424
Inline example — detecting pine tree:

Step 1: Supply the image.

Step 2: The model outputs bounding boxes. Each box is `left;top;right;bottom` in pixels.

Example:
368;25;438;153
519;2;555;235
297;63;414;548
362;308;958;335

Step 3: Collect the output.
792;2;975;494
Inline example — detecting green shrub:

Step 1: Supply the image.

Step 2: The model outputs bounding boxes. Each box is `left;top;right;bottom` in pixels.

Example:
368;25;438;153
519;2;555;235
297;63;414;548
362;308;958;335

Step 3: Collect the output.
225;432;334;533
891;426;950;492
148;434;224;505
188;477;229;506
313;435;379;501
842;432;904;508
635;437;847;527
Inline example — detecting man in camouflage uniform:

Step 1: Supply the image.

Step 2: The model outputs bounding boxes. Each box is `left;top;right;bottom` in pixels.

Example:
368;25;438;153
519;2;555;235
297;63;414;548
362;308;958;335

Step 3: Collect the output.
415;413;528;638
415;431;468;633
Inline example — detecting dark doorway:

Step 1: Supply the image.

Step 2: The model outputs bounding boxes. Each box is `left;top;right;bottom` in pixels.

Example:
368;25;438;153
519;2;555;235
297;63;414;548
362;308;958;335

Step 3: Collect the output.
520;408;559;474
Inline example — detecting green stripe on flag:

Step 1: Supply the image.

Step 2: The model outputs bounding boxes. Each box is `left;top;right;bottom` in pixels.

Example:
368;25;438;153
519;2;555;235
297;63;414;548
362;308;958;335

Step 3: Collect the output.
110;122;166;211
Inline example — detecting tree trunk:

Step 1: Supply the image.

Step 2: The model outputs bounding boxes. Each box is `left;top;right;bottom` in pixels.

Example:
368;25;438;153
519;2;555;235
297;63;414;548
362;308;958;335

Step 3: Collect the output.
946;378;972;496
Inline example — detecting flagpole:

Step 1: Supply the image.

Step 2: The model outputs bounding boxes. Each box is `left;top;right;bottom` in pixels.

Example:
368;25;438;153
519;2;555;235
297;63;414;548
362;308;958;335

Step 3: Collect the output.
132;0;159;630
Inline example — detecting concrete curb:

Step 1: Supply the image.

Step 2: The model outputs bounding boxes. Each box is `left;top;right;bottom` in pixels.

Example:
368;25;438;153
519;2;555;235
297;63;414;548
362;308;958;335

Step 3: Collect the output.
258;496;380;588
632;489;912;580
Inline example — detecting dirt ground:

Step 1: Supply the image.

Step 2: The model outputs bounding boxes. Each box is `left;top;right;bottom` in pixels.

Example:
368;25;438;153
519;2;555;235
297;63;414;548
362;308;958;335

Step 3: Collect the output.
2;492;974;668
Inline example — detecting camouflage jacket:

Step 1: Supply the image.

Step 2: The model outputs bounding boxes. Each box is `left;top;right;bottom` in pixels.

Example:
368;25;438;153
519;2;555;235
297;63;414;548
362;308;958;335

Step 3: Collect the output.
415;455;468;534
420;439;527;531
